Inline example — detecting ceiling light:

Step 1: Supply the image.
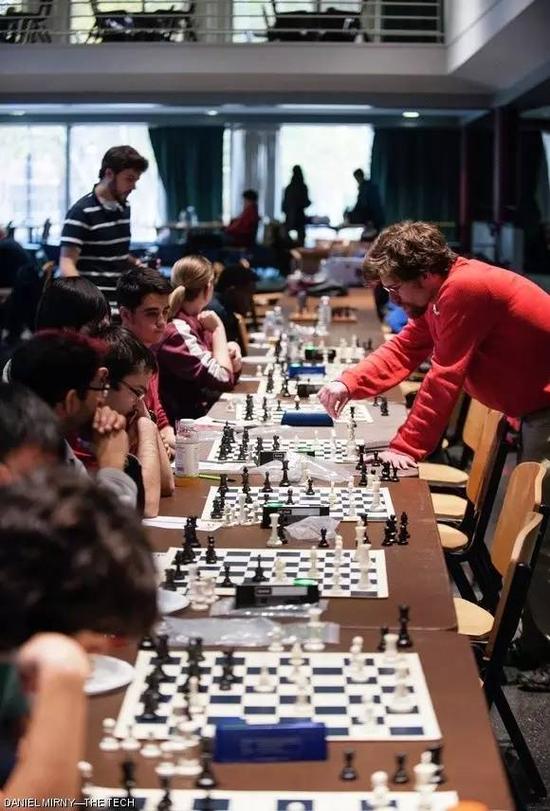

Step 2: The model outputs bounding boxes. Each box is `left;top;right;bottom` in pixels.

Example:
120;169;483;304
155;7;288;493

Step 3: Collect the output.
402;111;420;119
206;110;219;117
9;111;25;117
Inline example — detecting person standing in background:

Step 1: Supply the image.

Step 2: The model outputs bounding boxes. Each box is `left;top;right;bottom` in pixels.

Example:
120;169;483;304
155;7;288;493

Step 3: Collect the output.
345;168;385;236
282;165;311;246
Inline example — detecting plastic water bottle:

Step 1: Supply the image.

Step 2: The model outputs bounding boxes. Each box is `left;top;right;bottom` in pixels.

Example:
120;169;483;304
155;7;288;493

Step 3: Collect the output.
317;295;332;336
263;310;276;338
174;419;200;482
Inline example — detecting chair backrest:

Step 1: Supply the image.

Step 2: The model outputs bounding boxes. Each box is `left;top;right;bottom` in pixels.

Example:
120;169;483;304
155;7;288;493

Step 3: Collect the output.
486;511;543;660
490;461;548;577
465;408;506;508
462;397;488;454
234;312;249;355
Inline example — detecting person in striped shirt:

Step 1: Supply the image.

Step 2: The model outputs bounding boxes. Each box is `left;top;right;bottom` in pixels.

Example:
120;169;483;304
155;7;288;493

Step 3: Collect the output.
59;145;148;281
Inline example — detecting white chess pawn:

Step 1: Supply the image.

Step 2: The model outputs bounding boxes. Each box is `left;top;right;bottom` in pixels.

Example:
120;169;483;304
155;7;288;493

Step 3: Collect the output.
351;635;364;652
141;730;162;758
190;578;209;611
358;560;371;590
175;753;202;777
293;677;312;717
328;479;337;506
307;548;319;579
238;492;247;523
388;672;415;714
121;725;140;752
331;561;342;590
356;694;377;728
267;512;282;547
155;760;176;778
304;606;325;652
78;760;94;793
268;624;285;652
289;641;304;666
334;534;344;560
99;717;119;752
256;364;262;377
347;487;357;518
371;770;390;810
255;664;276;693
383;632;400;664
187;675;203;716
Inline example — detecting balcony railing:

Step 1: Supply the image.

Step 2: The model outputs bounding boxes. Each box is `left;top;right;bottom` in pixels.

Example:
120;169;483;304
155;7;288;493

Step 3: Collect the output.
0;0;444;45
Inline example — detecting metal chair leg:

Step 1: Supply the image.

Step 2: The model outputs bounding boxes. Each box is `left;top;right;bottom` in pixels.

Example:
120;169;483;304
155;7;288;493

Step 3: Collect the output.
494;687;547;799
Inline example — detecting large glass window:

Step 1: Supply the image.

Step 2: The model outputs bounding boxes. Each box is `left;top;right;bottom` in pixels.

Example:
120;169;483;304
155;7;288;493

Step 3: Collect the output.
69;124;164;242
0;125;67;242
278;124;374;227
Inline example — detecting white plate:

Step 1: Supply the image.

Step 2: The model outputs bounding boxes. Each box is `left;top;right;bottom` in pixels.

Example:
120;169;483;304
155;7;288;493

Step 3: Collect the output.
157;588;190;615
84;655;135;696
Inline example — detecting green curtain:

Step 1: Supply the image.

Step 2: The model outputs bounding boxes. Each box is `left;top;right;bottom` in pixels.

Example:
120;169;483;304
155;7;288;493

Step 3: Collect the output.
149;126;224;222
370;128;460;239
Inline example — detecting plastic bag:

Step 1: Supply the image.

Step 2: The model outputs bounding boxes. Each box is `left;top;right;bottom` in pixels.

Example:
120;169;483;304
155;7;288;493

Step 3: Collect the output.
284;515;340;542
159;616;278;647
210;597;330;621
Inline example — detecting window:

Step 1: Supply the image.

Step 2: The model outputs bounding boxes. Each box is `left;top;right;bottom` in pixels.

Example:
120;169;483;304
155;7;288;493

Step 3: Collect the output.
278;124;374;228
69;124;164;242
0;125;66;242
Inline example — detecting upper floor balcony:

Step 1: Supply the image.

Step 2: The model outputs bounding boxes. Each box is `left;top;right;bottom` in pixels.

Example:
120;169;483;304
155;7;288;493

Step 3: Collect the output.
0;0;444;46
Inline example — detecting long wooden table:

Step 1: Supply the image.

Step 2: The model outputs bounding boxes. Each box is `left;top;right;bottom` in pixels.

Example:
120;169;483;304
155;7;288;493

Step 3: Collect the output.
85;286;513;808
86;630;512;809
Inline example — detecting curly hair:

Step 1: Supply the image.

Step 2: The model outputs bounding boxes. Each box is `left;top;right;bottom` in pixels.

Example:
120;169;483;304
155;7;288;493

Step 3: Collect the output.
363;221;457;282
0;469;158;650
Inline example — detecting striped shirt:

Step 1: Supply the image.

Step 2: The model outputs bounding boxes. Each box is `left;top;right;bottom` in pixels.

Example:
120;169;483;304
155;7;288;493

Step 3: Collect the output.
61;187;131;275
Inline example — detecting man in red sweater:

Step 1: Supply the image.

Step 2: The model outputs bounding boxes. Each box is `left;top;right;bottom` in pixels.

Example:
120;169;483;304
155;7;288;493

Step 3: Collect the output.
320;221;550;677
225;189;260;248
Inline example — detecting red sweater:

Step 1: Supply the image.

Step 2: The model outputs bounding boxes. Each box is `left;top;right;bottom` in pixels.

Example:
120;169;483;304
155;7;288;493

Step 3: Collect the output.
339;258;550;460
145;371;170;430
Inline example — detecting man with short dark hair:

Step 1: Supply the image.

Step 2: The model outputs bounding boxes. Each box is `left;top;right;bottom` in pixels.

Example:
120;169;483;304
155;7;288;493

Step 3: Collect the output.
345;168;385;234
0;469;157;799
117;267;174;456
9;330;137;507
209;264;256;354
0;382;64;484
59;145;149;282
225;189;260;248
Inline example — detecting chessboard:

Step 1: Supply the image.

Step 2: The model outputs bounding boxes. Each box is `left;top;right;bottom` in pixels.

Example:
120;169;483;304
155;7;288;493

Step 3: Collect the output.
230;398;373;425
207;436;358;464
290;309;358;323
114;649;441;742
158;546;389;599
201;484;396;524
86;788;459;811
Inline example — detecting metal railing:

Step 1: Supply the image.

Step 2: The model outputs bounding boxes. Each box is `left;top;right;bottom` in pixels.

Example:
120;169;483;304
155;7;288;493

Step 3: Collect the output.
0;0;444;44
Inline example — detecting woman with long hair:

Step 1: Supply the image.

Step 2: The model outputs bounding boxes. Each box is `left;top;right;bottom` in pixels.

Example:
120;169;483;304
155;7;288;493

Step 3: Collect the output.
154;256;241;421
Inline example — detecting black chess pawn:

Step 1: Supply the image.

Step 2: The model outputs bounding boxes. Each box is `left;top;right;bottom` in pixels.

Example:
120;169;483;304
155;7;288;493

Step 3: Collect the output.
397;604;412;648
276;399;282;412
252;555;267;583
220;563;233;587
397;514;410;545
262;471;273;493
218;663;233;691
205;536;218;564
381;461;391;482
218;473;229;495
280;460;290;487
318;527;329;549
163;568;177;591
121;759;137;797
390;464;399;482
339;749;358;781
241;467;250;493
356;444;365;471
272;434;281;451
156;776;173;811
358;463;368;487
195;748;218;790
286;488;294;505
155;633;171;663
139;688;160;721
210;496;223;520
181;536;196;564
392;753;410;785
306;477;315;496
377;625;389;652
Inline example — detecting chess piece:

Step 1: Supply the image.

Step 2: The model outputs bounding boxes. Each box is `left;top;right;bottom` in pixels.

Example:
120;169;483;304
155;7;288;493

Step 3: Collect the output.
280;459;290;487
205;536;218;564
121;759;136;797
377;625;389;652
99;717;119;752
427;744;446;784
317;527;329;548
252;555;267;583
262;471;273;493
339;749;358;781
392;753;410;784
220;563;233;587
397;603;413;648
268;624;285;652
195;745;218;790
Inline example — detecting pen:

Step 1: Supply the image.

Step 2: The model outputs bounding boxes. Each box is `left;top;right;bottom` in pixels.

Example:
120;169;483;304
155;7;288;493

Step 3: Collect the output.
199;474;235;482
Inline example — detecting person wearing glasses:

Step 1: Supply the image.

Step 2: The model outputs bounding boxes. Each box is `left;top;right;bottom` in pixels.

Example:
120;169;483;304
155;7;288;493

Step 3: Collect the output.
9;330;137;507
93;325;174;516
320;221;550;472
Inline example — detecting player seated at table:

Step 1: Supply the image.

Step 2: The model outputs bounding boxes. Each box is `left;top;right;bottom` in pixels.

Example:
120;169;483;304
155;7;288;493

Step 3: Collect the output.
155;255;242;422
9;330;137;507
0;470;157;800
224;189;260;249
35;275;111;333
208;262;256;355
116;267;174;457
91;324;174;515
0;382;64;484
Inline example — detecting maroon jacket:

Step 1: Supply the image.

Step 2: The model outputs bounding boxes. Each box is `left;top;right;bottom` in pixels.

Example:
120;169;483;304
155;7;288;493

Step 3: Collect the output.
154;313;236;422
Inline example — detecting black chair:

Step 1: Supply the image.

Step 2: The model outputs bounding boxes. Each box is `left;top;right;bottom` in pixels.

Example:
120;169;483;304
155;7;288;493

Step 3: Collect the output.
0;0;53;43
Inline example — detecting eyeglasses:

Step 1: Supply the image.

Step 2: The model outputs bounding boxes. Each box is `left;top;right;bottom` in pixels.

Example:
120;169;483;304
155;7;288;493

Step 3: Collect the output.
382;281;403;294
118;380;147;400
87;382;110;395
